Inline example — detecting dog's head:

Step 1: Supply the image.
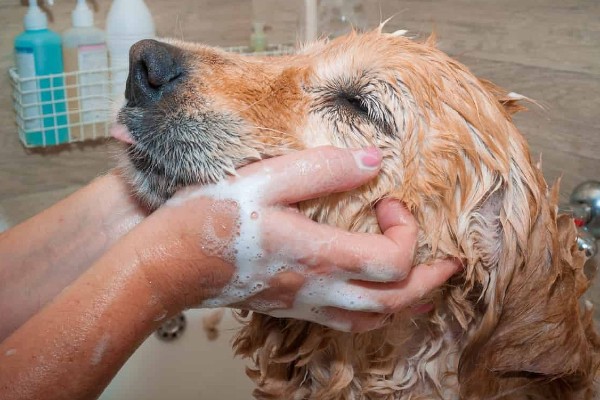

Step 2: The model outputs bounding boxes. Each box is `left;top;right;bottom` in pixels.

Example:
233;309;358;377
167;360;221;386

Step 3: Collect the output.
114;31;599;398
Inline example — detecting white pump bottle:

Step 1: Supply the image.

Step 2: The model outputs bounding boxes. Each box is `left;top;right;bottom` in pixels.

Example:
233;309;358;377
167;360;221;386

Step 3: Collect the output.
63;0;108;140
106;0;156;101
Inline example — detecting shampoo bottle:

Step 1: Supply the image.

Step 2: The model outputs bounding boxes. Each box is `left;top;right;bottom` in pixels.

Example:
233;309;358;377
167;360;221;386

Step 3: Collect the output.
14;1;68;146
63;0;109;141
250;22;268;53
106;0;156;101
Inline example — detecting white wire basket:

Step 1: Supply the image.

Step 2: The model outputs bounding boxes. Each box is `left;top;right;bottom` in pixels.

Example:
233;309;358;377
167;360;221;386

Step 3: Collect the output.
9;44;295;148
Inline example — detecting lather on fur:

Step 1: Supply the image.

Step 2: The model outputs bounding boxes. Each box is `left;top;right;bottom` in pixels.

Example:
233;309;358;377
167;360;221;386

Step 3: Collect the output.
116;29;600;399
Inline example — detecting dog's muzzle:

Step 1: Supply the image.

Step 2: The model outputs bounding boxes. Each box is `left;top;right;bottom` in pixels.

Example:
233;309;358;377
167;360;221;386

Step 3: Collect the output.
125;39;187;107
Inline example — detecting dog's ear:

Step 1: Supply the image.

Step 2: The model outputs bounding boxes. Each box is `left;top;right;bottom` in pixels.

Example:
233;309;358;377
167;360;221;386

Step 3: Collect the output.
478;78;527;116
458;186;599;398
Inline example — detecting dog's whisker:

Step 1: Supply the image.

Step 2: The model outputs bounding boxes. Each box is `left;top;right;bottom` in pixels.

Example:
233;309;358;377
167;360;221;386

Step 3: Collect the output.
248;125;295;139
239;93;274;113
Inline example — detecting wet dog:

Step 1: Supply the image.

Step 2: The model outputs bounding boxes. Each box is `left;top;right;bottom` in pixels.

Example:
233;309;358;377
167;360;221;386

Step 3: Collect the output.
113;30;599;399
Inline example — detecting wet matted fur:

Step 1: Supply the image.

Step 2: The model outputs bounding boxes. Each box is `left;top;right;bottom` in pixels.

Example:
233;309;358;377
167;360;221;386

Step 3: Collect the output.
116;29;600;399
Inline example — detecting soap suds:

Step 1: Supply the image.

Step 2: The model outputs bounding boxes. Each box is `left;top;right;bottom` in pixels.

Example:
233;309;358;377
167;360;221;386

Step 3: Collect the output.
91;334;110;366
167;168;387;330
295;276;384;312
362;261;405;282
270;274;383;332
153;310;168;322
5;348;16;356
170;172;275;308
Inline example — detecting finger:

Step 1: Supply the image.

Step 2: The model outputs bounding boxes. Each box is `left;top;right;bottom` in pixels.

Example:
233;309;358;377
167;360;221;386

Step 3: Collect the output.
350;258;461;313
291;275;385;312
237;146;382;206
409;302;435;315
375;198;418;265
263;209;417;281
324;308;389;333
376;198;417;237
268;305;386;333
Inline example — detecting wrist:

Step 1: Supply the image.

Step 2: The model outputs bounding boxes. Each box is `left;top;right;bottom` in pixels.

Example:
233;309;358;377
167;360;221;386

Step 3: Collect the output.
90;170;149;248
130;202;236;314
93;230;175;329
0;171;148;341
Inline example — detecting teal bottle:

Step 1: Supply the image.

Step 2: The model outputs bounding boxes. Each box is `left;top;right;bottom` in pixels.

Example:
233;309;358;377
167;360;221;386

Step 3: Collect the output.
14;2;68;147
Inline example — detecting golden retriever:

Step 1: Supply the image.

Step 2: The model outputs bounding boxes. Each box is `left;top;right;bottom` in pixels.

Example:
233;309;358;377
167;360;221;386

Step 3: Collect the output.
113;29;600;399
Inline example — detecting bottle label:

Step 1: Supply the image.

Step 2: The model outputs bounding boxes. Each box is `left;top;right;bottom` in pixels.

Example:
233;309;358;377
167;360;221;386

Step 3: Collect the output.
78;44;109;124
15;47;42;132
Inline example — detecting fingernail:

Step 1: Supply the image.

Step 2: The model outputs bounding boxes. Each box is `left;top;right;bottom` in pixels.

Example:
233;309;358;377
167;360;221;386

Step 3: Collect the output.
381;198;409;224
353;147;382;170
454;257;466;272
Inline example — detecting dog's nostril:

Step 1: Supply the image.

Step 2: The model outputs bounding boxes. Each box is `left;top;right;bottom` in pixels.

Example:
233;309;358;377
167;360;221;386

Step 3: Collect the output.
142;51;182;89
126;39;186;105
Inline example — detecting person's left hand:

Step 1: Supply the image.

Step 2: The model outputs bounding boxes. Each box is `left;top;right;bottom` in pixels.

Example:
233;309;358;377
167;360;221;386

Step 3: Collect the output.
134;146;459;332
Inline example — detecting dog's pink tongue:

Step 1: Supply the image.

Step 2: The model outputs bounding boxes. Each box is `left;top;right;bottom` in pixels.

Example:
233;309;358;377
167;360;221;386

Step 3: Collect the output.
110;124;135;144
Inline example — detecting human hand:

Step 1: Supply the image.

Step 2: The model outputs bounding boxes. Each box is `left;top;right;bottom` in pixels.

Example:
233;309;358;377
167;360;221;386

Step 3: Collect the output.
138;146;459;332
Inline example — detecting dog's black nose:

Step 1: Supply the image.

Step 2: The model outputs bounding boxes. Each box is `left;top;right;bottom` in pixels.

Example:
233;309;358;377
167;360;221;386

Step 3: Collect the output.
126;39;185;106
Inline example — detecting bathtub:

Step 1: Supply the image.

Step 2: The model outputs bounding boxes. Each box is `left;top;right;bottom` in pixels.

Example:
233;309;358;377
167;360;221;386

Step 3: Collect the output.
100;309;254;400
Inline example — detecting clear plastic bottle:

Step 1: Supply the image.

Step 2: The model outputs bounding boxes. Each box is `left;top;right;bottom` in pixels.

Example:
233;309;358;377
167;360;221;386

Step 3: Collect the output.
106;0;156;101
318;0;368;38
14;0;68;146
250;22;268;52
63;0;109;141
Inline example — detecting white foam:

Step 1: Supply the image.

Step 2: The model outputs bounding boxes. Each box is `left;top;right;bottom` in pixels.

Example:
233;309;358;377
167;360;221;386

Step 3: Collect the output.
270;273;384;331
171;171;279;308
245;298;287;313
270;303;352;332
169;168;386;329
295;275;383;312
153;310;168;322
362;261;404;281
91;334;110;366
5;348;16;357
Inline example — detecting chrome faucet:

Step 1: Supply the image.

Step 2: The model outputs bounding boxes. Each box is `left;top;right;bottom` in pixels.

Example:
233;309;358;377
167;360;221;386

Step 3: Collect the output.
559;181;600;258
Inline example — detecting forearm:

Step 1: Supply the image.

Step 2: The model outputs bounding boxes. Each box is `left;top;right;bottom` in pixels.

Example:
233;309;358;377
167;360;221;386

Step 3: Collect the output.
0;231;167;400
0;170;147;341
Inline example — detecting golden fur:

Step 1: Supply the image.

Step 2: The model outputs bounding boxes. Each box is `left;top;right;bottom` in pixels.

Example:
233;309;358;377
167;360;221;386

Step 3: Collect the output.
125;30;600;398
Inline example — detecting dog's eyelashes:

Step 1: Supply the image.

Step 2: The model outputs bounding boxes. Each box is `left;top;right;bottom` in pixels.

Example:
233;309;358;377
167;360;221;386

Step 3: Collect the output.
334;92;395;137
339;94;370;116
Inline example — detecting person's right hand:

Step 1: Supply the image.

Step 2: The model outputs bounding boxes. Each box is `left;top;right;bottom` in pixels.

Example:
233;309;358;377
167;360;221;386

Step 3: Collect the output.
135;146;459;332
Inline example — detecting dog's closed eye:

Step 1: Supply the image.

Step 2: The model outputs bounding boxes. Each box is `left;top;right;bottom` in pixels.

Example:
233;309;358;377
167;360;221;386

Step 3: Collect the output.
337;93;369;116
310;77;396;138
